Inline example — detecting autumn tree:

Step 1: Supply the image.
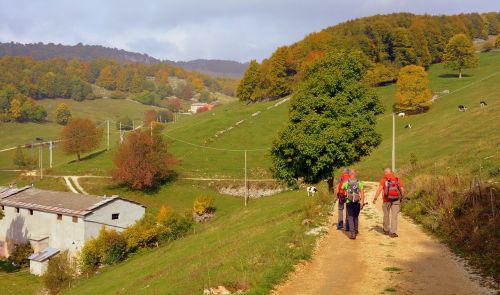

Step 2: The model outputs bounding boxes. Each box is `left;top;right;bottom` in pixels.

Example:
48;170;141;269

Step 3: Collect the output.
60;118;102;161
236;60;261;101
9;98;22;121
96;65;116;90
112;128;176;190
129;71;146;93
443;34;478;78
55;103;72;125
396;65;432;111
266;46;292;99
270;51;383;189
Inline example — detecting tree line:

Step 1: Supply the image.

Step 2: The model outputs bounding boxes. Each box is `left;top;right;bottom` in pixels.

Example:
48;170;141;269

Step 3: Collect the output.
0;56;237;122
237;12;499;102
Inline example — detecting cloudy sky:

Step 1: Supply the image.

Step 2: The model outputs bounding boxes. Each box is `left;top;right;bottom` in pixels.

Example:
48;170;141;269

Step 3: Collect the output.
0;0;497;62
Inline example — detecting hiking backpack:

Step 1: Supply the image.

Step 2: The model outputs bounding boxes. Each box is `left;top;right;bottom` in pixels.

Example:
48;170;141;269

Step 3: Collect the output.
384;177;402;200
337;174;350;196
346;179;361;202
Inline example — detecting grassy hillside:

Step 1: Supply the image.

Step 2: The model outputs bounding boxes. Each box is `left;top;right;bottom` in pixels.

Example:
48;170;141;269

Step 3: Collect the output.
356;51;500;180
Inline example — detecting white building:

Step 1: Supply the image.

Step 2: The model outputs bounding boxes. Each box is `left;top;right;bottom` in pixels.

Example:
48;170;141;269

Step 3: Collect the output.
0;186;145;275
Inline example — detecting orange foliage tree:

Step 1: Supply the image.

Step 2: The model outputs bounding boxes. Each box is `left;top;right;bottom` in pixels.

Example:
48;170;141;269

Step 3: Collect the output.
112;128;176;190
60;118;102;161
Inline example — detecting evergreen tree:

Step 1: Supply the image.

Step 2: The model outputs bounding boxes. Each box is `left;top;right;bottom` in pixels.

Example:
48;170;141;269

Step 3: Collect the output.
443;34;478;78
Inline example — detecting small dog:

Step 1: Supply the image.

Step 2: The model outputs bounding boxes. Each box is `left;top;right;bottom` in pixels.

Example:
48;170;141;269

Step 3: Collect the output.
404;124;412;129
458;105;467;112
306;186;318;197
480;100;487;107
398;112;405;117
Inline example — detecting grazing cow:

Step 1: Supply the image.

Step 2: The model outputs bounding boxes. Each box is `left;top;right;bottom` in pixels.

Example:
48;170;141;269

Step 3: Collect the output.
398;112;406;117
404;124;412;129
306;186;318;197
480;100;487;107
458;105;468;112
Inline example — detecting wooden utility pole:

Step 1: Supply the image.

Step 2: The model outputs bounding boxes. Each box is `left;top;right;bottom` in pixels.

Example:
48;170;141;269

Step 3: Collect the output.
49;141;53;168
107;120;110;151
244;150;248;206
392;113;396;172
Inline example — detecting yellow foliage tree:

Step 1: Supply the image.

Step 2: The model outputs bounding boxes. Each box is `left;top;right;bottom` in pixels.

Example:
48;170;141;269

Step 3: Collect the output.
9;98;22;121
396;65;432;111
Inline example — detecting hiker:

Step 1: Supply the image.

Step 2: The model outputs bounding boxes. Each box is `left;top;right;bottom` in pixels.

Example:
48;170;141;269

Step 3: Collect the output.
373;168;405;238
335;168;350;230
341;169;365;239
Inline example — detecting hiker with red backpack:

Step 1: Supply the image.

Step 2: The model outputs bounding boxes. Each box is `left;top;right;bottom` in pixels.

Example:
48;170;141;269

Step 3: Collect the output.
335;168;351;230
373;168;405;238
340;169;365;239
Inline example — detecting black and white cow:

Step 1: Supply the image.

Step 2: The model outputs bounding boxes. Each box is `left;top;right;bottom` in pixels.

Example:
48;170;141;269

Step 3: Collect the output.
306;186;318;197
458;105;468;112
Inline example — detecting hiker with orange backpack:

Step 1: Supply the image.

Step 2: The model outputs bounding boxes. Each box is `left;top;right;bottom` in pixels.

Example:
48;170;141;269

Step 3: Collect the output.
335;168;350;230
373;168;405;238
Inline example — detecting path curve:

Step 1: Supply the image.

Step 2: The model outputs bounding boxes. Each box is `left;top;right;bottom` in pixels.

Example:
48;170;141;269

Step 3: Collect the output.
272;183;495;295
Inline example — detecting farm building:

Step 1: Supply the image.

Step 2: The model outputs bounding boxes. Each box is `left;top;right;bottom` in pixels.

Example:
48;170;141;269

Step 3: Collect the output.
190;102;208;113
0;186;145;275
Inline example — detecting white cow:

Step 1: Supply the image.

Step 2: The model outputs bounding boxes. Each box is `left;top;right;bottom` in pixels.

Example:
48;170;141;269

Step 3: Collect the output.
306;186;318;197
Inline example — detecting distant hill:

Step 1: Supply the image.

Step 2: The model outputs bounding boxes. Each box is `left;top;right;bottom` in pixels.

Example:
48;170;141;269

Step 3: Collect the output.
0;42;248;77
174;59;249;78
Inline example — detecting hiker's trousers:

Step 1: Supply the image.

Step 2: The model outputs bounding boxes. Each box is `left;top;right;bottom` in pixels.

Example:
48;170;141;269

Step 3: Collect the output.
383;201;400;234
346;202;360;234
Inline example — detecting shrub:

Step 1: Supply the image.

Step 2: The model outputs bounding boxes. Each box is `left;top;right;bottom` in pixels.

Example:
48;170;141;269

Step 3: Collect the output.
122;214;161;252
78;227;128;273
8;242;33;268
42;250;76;295
109;91;127;99
193;196;215;215
79;239;100;273
116;116;133;130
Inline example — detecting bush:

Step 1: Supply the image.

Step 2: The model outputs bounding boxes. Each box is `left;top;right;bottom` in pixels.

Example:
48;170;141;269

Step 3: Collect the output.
116;116;133;130
109;91;127;99
79;239;100;273
78;226;128;273
193;196;215;215
481;41;494;52
42;250;76;295
8;242;33;268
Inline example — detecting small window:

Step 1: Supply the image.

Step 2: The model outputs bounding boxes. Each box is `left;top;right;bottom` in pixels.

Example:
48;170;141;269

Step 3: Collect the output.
57;214;62;220
72;216;78;223
111;213;119;220
15;207;20;213
29;209;33;215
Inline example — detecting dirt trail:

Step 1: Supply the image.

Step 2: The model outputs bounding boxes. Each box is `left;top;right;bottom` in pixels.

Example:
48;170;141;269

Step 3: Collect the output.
272;183;495;295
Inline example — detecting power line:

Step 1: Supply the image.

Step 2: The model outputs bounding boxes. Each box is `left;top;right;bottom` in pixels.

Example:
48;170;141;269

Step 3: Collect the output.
163;133;269;152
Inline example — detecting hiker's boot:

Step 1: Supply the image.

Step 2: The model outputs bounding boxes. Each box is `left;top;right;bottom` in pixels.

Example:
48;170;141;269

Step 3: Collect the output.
389;233;399;238
345;223;350;232
349;232;356;240
337;221;343;230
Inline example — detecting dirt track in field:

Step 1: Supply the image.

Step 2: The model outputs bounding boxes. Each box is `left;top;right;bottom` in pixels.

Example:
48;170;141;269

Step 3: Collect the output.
272;183;496;295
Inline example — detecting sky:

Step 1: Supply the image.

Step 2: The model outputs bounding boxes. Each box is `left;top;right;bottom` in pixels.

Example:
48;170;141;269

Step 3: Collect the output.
0;0;497;62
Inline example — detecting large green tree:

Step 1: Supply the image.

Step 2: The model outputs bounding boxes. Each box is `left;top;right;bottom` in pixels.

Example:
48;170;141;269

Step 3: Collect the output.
443;34;478;78
236;60;261;101
270;51;384;189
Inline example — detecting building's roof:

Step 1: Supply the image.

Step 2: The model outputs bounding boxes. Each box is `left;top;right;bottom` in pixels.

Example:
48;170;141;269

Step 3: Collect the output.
0;186;145;217
29;247;60;262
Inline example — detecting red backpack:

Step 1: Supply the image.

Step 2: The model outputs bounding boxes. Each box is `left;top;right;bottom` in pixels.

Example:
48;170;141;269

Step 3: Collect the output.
337;173;350;197
384;177;402;200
